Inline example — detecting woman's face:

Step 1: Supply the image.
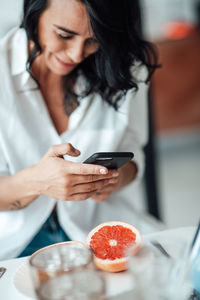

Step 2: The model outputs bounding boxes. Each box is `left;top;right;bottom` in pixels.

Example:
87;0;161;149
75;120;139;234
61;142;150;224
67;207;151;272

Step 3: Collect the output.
37;0;99;76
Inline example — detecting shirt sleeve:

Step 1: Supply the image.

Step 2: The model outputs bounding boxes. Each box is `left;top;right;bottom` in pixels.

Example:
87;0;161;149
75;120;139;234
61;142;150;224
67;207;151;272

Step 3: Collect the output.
117;70;149;185
0;146;10;176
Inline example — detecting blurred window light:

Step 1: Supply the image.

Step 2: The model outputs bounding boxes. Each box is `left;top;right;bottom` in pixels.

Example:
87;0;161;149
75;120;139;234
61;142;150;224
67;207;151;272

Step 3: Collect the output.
163;22;196;40
140;0;198;40
0;1;23;38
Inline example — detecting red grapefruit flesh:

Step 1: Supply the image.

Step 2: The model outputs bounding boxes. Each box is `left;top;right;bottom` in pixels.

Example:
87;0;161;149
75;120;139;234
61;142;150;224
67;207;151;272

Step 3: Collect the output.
86;221;142;272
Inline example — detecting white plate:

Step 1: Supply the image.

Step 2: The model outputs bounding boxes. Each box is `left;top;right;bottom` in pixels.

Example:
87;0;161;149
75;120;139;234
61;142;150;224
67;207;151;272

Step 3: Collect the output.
13;263;35;299
12;262;134;299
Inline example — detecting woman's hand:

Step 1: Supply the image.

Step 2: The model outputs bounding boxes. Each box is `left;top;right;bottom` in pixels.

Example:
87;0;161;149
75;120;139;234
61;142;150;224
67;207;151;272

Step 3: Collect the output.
0;144;137;211
91;161;137;202
31;143;119;201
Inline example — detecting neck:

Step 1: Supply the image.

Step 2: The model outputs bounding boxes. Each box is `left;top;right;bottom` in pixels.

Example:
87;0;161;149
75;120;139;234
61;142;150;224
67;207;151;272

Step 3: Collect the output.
30;57;64;107
28;43;61;86
32;57;61;85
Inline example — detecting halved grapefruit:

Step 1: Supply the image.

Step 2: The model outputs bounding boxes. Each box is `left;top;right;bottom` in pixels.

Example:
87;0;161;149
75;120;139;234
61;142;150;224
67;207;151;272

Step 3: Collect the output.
86;221;142;272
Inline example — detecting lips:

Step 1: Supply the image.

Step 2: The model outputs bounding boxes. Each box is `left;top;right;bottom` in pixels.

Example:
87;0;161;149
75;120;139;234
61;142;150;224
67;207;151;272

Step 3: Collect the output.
55;56;77;68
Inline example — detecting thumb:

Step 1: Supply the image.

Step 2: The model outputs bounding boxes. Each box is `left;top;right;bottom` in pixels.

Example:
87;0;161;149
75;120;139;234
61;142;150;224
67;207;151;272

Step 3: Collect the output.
47;143;81;158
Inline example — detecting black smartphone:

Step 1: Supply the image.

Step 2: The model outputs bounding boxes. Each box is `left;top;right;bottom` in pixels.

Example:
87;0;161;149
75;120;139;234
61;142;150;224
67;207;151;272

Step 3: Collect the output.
83;152;134;169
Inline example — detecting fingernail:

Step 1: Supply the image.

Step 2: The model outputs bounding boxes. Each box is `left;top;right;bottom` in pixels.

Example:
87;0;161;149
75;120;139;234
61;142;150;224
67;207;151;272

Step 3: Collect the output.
75;149;80;154
100;168;107;174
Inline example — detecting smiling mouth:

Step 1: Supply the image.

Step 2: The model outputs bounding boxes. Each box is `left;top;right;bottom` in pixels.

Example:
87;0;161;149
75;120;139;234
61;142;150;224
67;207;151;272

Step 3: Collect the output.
55;56;78;68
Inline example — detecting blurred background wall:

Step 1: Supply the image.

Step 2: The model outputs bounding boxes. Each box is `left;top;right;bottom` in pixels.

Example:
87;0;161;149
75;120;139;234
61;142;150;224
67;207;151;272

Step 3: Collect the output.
140;0;200;228
0;1;23;37
0;0;199;229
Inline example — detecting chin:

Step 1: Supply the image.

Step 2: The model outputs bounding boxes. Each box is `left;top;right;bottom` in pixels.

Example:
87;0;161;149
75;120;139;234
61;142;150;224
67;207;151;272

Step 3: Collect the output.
50;55;77;76
54;69;71;76
49;65;73;76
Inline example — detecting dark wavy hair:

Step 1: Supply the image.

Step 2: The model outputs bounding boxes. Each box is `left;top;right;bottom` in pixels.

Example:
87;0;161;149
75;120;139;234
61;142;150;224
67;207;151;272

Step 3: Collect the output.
20;0;158;110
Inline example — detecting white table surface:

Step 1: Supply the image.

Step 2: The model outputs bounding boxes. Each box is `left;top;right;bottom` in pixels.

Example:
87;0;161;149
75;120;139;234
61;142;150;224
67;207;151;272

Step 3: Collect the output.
0;226;196;300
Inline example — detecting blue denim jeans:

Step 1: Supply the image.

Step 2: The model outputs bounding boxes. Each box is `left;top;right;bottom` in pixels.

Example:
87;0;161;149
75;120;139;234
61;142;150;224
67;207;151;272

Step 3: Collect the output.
18;210;71;257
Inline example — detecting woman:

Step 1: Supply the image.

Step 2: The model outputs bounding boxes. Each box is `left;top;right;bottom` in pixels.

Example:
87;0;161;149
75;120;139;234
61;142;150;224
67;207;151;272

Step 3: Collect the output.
0;0;157;259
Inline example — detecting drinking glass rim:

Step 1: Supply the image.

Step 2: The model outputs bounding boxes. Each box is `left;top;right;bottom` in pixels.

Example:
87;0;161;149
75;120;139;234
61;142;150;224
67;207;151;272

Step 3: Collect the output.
29;241;92;268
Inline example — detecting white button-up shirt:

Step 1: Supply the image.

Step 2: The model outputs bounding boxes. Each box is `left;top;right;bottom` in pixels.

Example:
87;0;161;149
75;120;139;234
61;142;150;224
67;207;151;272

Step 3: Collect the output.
0;28;148;259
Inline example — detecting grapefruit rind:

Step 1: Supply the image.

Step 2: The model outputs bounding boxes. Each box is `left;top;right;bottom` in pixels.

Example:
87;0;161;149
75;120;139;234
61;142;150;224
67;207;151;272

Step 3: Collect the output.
94;256;127;273
86;221;142;273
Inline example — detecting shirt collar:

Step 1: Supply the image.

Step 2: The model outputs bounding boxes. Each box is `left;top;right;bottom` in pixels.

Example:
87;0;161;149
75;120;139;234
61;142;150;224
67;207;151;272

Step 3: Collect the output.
10;28;29;76
10;28;38;89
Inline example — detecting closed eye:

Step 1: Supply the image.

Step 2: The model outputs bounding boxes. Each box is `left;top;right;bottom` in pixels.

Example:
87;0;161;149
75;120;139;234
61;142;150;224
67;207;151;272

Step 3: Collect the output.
58;33;73;40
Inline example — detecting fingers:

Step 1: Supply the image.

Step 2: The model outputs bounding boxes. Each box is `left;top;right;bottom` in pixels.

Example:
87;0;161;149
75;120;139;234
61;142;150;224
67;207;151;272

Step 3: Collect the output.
92;182;118;202
50;176;118;202
66;162;109;176
71;178;117;194
51;189;99;202
47;143;80;158
69;190;99;201
46;177;118;202
46;144;120;176
70;170;119;185
69;181;115;201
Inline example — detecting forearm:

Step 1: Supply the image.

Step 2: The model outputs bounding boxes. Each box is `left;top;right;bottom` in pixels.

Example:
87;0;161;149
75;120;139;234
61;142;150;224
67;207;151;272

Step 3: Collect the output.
0;166;40;211
117;161;138;190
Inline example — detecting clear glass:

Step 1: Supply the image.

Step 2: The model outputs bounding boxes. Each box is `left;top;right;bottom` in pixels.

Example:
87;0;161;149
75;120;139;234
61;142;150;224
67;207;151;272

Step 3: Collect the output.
128;241;192;300
163;240;192;300
28;241;105;300
128;244;171;300
36;269;105;300
191;254;200;297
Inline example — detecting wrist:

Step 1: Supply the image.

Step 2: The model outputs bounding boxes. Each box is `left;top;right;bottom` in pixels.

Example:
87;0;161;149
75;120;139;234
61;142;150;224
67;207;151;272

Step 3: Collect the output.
15;165;41;197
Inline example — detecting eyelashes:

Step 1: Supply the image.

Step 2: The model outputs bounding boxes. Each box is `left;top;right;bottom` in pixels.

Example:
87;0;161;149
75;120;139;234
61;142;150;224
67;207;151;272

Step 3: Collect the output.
58;33;72;40
57;32;98;45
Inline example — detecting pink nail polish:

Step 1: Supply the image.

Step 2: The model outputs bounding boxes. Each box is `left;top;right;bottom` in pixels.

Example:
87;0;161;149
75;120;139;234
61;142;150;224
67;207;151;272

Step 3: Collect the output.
100;168;107;174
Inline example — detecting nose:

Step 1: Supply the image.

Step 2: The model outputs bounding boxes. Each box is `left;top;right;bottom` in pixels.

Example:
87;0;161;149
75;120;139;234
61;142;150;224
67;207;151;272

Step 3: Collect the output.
66;41;84;64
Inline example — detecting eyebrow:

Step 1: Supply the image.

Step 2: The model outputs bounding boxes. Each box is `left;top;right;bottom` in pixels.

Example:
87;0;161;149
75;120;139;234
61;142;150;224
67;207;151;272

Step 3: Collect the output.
53;24;78;35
